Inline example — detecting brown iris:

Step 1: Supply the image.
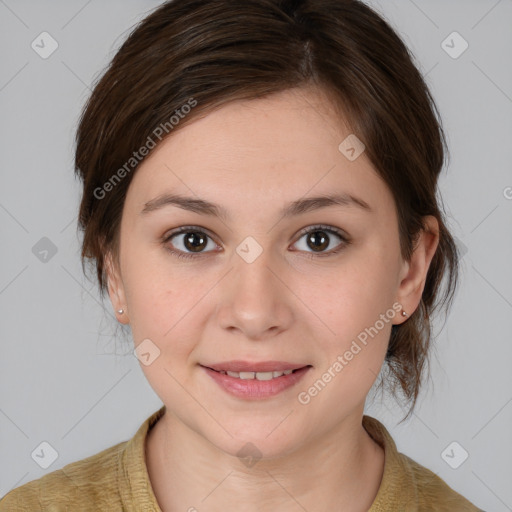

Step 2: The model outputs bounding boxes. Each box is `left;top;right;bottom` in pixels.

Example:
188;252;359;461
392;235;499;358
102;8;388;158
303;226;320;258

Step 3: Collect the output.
183;231;208;252
307;230;329;252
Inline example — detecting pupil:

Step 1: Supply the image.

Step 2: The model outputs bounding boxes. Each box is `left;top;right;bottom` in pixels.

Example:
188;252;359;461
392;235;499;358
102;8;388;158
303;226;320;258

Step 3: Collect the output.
308;231;329;251
185;232;207;252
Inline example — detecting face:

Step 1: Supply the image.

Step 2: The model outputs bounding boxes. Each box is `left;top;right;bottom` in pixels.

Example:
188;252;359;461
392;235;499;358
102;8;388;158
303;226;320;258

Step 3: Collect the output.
106;87;437;458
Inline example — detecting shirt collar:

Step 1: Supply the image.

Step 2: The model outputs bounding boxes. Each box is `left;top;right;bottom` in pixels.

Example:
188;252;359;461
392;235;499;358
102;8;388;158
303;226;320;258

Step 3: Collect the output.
119;405;166;511
363;414;418;511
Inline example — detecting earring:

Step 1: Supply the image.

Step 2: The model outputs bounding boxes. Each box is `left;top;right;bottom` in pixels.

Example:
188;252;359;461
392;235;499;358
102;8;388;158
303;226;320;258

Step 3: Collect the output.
401;310;408;317
117;309;124;314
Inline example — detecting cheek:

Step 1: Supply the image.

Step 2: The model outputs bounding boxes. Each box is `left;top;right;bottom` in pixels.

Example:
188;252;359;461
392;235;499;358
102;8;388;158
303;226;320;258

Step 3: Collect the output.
120;246;217;393
119;238;195;333
123;255;204;407
305;245;398;338
300;284;394;414
298;245;398;396
124;269;200;344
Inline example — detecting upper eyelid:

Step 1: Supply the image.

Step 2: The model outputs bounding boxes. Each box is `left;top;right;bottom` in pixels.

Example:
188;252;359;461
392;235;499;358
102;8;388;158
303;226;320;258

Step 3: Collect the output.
295;224;346;238
164;225;219;243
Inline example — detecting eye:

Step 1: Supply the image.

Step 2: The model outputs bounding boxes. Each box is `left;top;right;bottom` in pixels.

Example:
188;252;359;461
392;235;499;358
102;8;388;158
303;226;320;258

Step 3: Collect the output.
162;224;351;261
162;226;219;260
291;225;350;258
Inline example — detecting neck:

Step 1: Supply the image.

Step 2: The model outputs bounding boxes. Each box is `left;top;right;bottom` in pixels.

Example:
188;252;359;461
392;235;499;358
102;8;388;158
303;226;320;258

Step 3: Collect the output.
146;408;385;512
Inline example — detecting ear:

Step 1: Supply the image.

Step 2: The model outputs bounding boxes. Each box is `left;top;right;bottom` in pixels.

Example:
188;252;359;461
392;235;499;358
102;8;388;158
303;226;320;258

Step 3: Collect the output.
105;251;129;324
394;215;439;325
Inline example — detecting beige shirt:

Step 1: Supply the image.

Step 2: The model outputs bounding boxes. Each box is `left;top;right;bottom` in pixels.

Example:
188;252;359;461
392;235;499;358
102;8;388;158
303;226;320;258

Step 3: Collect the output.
0;406;483;511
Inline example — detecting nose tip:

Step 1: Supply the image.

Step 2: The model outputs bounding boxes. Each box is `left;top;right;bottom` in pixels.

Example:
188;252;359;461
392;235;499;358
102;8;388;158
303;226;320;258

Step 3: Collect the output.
215;254;294;340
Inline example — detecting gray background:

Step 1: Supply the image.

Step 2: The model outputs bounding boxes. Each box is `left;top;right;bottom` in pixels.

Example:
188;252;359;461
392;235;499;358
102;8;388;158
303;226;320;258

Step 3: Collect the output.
0;0;511;510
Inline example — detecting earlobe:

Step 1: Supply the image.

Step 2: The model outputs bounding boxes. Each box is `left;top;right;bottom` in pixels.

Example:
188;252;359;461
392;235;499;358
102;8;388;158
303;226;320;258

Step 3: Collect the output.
104;252;129;324
394;216;440;324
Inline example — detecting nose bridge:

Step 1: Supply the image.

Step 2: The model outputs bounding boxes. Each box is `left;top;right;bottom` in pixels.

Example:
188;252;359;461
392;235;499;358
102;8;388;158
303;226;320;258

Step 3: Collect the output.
235;247;275;294
232;238;281;306
227;231;274;284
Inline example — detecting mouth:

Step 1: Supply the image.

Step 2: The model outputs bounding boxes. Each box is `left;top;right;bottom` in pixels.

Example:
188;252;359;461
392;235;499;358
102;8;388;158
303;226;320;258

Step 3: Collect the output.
202;366;310;381
200;363;312;399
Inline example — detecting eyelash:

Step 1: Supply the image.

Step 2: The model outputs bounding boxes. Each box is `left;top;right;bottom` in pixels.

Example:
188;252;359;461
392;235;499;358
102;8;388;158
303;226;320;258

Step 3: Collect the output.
161;224;351;261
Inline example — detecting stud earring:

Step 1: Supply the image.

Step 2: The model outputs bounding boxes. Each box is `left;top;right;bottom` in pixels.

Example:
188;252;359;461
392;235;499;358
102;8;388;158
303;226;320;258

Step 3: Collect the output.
117;309;124;314
401;310;408;317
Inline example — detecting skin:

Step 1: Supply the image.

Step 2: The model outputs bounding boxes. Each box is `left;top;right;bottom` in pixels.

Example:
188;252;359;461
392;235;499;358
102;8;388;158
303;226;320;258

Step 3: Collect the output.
105;86;439;511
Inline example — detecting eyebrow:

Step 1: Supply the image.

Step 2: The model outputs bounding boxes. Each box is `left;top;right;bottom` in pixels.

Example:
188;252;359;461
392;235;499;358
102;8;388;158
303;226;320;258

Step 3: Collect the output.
140;192;372;220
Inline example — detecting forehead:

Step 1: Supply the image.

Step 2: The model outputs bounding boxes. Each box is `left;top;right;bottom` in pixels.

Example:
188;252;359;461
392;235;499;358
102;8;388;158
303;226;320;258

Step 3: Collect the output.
125;87;394;218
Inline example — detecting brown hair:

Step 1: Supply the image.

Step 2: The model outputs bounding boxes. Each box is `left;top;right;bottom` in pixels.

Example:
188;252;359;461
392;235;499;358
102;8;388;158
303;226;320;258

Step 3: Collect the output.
74;0;459;417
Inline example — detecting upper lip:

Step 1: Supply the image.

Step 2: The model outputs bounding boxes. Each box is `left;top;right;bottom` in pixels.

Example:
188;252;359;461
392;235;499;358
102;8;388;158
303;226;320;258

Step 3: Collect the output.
201;361;310;373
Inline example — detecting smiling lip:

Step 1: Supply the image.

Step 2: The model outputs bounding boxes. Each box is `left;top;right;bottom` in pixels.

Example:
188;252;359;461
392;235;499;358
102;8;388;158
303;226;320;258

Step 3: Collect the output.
201;360;309;372
201;364;311;399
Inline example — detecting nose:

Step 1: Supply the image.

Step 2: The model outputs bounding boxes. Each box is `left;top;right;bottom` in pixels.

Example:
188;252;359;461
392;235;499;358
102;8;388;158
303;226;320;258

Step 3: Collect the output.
215;246;295;341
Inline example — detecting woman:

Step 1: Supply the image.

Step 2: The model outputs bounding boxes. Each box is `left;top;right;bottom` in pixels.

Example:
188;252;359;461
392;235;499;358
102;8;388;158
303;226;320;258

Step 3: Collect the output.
0;0;483;510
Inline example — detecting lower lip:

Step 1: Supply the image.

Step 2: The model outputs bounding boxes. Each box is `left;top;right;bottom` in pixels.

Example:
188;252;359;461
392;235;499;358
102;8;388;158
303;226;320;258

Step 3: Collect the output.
201;365;311;399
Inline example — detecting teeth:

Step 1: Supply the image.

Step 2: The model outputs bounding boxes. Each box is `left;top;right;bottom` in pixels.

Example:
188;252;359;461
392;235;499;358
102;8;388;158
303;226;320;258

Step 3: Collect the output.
220;369;295;380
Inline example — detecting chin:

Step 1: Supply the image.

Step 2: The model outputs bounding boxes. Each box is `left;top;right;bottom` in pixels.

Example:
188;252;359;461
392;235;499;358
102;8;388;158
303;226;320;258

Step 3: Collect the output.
204;420;302;462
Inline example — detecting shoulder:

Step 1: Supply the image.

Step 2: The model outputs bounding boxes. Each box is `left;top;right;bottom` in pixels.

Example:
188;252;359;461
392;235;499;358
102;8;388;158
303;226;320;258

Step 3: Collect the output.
363;415;483;512
400;452;483;511
0;440;127;512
